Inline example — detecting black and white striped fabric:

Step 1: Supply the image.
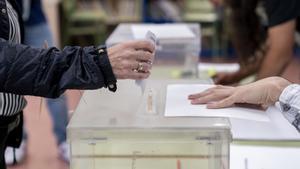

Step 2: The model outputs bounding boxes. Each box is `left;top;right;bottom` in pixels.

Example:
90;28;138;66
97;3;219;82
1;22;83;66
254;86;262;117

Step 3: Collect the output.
279;84;300;132
0;0;27;116
7;0;21;44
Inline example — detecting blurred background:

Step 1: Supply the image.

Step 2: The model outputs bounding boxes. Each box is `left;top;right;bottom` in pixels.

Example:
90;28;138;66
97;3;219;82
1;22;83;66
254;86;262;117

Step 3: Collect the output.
7;0;300;169
52;0;229;58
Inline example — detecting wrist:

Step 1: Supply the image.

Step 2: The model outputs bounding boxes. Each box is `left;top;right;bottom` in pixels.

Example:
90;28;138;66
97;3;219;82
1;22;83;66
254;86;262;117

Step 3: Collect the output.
270;77;291;102
96;45;117;92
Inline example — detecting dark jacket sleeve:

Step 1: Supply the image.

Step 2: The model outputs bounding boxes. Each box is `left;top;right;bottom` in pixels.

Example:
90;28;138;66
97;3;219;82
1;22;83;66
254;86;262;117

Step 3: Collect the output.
0;38;116;98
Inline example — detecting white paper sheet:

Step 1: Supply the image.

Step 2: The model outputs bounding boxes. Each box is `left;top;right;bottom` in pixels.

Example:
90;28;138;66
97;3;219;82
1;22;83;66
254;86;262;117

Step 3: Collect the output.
230;145;300;169
230;105;300;140
131;24;195;40
135;31;157;93
164;84;270;122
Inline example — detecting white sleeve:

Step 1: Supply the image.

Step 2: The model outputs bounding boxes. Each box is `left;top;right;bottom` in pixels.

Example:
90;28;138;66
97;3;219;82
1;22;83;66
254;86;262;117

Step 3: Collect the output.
279;84;300;132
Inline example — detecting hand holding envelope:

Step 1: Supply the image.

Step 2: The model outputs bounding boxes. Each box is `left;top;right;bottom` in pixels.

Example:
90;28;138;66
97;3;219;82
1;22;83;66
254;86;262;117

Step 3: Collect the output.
135;31;157;92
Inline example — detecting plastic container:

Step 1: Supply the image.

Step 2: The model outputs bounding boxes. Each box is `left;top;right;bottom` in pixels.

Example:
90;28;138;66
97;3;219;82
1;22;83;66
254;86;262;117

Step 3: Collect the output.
68;79;231;169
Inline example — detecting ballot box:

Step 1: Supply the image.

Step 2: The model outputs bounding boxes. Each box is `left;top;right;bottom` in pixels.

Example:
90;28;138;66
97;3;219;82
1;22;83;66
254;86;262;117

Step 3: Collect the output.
68;80;231;169
106;24;201;78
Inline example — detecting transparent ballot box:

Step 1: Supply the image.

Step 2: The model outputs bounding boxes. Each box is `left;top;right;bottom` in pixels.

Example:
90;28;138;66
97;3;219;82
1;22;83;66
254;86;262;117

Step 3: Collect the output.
68;80;231;169
106;24;201;78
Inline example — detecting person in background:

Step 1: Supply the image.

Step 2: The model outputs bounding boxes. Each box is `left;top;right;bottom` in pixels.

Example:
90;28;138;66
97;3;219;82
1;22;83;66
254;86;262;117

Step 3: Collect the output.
4;0;70;164
188;77;300;132
212;0;300;85
0;0;155;168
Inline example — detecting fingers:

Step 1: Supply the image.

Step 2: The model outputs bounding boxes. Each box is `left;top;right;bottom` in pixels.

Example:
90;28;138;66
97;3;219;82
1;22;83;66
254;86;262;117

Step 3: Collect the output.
188;89;213;100
127;40;155;53
121;60;152;73
133;50;154;63
131;61;152;73
108;40;156;80
131;71;151;80
113;60;151;79
117;70;150;80
190;91;230;105
188;85;229;100
207;96;235;109
188;85;236;108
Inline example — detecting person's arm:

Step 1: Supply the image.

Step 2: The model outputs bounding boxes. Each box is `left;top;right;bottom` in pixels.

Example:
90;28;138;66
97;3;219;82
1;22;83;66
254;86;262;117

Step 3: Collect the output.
279;84;300;131
188;76;290;108
213;62;259;85
214;20;296;85
188;76;300;131
257;20;296;79
0;38;154;98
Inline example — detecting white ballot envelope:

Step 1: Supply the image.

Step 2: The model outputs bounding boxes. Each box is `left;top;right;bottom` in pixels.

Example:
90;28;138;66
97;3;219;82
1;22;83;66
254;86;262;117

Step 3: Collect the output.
135;31;157;93
131;24;195;39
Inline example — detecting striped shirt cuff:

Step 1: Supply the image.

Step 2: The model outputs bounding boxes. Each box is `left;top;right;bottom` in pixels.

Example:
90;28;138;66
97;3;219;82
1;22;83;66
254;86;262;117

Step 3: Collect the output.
279;84;300;132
